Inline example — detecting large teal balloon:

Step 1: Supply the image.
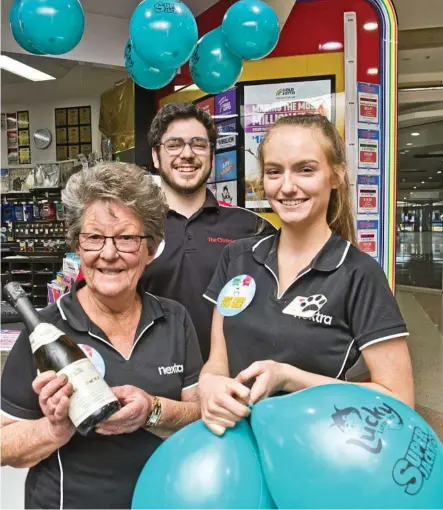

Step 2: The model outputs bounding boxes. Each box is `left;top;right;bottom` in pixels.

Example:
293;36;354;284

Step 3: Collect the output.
132;419;275;509
129;0;198;70
125;40;176;90
17;0;84;55
251;384;443;509
9;0;44;55
189;28;243;95
222;0;280;60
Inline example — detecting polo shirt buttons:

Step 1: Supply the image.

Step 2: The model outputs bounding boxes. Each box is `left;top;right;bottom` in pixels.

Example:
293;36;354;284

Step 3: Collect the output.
188;235;192;240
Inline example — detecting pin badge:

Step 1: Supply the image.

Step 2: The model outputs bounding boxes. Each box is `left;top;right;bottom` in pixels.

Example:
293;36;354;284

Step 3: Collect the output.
217;274;256;317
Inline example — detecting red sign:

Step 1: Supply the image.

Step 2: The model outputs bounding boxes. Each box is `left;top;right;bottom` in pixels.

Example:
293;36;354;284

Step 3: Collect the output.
359;195;377;209
359;148;377;163
359;240;376;254
360;103;377;120
196;97;215;116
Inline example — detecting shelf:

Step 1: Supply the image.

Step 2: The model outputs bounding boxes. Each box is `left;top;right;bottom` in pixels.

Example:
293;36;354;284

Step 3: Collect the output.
5;256;63;262
30;187;62;192
9;220;65;224
14;236;66;239
2;191;31;196
2;188;62;199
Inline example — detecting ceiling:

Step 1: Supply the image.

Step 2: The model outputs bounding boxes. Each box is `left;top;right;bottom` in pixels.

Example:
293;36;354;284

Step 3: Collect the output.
397;119;443;196
78;0;219;19
1;0;441;92
1;52;127;104
0;0;220;104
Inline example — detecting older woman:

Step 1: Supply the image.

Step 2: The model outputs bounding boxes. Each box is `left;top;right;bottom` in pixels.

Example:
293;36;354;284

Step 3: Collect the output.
1;162;203;509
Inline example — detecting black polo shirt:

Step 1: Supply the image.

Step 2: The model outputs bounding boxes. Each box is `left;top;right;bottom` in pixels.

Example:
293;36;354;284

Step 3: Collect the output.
141;190;276;361
204;232;408;379
1;281;202;509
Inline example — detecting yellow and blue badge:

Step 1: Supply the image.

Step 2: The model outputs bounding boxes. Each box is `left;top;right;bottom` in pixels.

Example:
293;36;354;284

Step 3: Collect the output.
217;274;256;317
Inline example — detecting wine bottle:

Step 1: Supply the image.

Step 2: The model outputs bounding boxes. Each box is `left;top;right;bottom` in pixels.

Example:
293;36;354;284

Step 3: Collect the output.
3;282;121;436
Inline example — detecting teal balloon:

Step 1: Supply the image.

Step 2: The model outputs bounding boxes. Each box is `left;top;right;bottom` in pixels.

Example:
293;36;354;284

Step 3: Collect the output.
189;28;243;95
132;419;275;509
222;0;280;60
9;0;44;55
129;0;198;70
125;40;176;90
251;384;443;509
17;0;84;55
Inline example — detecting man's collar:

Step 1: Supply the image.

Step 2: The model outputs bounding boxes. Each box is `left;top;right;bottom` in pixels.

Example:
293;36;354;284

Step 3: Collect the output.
252;231;351;272
167;189;219;217
57;281;166;333
202;188;220;210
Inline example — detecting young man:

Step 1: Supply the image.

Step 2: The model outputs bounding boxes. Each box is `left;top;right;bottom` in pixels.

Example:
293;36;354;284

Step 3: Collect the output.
141;102;276;361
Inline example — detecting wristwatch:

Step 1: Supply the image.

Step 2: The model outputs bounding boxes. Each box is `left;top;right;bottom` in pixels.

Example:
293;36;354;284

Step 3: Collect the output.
143;396;162;429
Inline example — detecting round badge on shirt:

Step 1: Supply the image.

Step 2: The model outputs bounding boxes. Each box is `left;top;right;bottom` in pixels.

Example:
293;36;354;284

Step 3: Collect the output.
217;274;256;317
79;344;106;377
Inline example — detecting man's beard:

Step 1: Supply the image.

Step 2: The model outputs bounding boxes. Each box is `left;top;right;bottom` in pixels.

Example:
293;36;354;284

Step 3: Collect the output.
158;158;212;195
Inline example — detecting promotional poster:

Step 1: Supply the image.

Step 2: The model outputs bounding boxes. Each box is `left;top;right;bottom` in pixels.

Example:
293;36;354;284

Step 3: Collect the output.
357;82;380;125
217;180;237;206
216;119;237;151
214;89;237;118
358;128;380;171
357;219;379;259
357;175;380;214
243;77;334;209
215;150;237;182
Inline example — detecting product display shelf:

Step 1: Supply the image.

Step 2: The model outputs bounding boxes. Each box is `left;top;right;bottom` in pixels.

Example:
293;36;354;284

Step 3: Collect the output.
1;255;64;306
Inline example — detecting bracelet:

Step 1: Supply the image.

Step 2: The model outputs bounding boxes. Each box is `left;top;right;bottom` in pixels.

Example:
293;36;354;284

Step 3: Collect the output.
143;396;162;429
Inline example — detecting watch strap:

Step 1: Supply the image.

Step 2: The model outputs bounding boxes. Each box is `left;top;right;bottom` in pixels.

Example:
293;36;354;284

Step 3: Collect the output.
143;395;162;429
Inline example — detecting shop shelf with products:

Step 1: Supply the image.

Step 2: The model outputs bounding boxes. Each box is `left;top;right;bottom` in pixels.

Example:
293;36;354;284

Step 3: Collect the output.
1;256;65;306
47;253;81;304
2;186;68;253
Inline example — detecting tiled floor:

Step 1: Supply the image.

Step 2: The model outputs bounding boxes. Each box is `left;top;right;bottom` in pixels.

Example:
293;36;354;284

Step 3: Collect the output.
396;288;443;440
1;289;442;509
396;232;443;289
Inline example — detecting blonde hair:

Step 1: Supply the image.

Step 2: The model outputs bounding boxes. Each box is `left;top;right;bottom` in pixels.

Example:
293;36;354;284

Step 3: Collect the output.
62;162;168;253
257;115;357;244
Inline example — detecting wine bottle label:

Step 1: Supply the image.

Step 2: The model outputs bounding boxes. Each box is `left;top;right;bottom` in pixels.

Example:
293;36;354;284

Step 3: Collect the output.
58;358;118;427
29;323;65;353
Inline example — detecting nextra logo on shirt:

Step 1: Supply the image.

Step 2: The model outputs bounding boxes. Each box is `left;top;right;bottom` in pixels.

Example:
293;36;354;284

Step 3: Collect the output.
283;294;333;325
207;237;234;244
158;364;183;375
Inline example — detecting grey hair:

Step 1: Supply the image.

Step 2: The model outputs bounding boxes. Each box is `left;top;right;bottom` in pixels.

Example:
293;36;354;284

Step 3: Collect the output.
62;162;168;253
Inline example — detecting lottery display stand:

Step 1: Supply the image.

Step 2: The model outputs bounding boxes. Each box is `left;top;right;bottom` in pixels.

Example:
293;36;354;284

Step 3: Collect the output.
158;0;399;288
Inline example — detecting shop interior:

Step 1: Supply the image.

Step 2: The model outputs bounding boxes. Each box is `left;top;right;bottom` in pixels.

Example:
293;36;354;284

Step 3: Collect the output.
1;52;129;311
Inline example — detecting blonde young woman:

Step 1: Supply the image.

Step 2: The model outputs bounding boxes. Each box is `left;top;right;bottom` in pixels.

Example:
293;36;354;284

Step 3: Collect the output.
198;115;414;435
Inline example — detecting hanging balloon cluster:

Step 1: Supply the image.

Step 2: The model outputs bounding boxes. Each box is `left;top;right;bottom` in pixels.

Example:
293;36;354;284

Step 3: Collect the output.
190;0;280;94
9;0;85;55
127;0;198;91
127;0;280;93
